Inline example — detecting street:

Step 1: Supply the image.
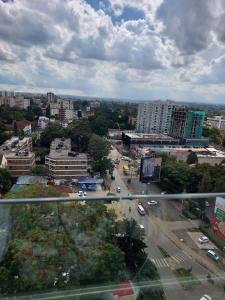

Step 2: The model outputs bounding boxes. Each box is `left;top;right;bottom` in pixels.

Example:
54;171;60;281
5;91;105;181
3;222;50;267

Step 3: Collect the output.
109;147;225;300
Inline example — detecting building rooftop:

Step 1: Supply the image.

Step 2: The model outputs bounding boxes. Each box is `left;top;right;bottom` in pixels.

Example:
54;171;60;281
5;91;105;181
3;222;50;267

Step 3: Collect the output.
0;137;31;153
125;132;176;140
48;138;87;159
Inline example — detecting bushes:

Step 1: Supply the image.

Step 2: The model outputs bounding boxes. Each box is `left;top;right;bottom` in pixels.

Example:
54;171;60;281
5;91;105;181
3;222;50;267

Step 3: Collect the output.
182;210;198;220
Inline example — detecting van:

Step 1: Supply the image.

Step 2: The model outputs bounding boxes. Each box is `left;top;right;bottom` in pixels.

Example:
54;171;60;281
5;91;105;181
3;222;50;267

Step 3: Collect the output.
137;204;145;215
207;250;219;262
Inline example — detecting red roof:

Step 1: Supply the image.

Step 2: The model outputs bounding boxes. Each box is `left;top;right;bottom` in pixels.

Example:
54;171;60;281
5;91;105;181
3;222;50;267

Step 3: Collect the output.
113;281;135;297
16;120;31;129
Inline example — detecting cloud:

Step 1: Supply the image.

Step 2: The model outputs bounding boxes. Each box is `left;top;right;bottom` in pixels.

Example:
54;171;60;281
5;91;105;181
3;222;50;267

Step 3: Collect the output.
0;0;225;103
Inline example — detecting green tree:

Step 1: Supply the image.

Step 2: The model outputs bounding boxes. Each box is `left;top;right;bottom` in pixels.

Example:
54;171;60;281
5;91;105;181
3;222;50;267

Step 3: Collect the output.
0;169;12;194
40;124;66;147
91;157;114;175
68;119;92;152
95;243;125;282
186;151;198;164
89;115;109;136
88;134;111;160
31;165;49;176
203;126;222;145
222;137;225;149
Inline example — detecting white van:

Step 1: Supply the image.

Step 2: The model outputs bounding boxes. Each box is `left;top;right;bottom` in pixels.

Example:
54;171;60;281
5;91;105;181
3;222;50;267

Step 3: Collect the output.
137;204;145;215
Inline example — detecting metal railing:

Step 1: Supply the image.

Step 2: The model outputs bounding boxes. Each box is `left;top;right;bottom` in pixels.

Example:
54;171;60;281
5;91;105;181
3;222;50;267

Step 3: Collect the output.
1;192;225;204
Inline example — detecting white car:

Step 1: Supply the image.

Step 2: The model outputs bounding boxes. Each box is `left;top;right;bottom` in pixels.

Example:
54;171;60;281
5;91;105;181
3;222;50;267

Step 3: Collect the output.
148;200;158;206
198;236;209;244
161;191;166;195
205;201;210;207
82;191;87;197
200;295;212;300
121;156;131;162
116;187;121;193
139;224;144;229
78;191;83;197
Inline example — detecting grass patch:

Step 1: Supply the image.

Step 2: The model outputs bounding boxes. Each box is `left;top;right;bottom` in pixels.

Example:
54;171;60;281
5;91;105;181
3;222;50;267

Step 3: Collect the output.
157;245;170;258
174;268;200;289
200;225;225;250
182;210;199;220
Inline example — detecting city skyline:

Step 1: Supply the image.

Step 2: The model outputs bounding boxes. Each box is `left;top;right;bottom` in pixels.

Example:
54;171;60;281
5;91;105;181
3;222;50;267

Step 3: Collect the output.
1;0;225;103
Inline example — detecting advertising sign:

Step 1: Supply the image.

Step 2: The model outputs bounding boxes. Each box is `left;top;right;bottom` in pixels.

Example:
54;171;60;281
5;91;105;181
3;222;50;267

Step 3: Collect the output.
140;157;162;183
211;197;225;241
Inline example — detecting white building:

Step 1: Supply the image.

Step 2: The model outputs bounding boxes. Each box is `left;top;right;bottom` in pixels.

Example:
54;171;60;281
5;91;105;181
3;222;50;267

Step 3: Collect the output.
207;116;225;131
136;100;177;134
38;116;50;130
50;99;73;123
1;96;30;110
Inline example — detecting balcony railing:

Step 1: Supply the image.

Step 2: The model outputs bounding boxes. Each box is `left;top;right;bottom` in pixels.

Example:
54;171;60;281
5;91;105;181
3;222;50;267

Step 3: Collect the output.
1;192;225;300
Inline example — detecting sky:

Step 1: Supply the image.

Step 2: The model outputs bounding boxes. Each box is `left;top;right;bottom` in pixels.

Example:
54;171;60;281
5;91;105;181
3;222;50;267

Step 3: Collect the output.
1;0;225;103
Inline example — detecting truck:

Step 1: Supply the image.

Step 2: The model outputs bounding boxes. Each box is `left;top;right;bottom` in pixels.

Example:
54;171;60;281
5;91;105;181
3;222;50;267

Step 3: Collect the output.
123;164;129;175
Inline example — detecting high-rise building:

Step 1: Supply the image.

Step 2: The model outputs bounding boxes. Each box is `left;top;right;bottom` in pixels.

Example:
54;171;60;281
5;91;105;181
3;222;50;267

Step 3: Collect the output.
169;106;188;139
50;99;73;122
169;108;207;146
136;100;177;134
47;92;55;103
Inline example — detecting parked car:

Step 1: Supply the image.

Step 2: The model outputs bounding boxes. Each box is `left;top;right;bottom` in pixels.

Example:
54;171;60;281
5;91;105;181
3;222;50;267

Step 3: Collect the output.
121;156;131;162
200;295;212;300
198;236;209;244
78;191;83;197
148;200;158;206
83;191;87;197
139;224;144;229
207;250;219;262
116;187;121;193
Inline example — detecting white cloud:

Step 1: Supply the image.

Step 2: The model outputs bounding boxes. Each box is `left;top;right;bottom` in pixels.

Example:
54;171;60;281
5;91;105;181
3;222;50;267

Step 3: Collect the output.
0;0;225;103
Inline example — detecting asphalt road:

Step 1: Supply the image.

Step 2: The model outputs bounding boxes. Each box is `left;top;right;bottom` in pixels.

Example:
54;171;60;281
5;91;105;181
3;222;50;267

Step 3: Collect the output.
109;147;225;300
110;149;187;300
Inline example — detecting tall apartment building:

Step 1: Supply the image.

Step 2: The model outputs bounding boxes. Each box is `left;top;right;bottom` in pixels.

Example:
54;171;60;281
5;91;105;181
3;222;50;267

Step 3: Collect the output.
45;138;88;180
207;116;225;131
0;137;35;177
136;100;177;134
0;96;30;110
169;108;207;146
169;106;188;139
47;92;56;103
50;99;73;122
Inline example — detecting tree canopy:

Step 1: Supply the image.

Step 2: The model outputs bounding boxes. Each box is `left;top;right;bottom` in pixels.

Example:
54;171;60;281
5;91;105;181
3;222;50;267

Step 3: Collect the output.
0;169;12;194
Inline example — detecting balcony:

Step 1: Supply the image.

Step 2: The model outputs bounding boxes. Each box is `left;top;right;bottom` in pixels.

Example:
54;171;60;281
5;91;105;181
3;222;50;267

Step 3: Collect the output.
0;192;225;299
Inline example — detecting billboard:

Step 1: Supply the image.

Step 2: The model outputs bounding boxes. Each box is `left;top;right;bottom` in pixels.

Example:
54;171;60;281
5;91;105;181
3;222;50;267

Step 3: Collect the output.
140;157;162;183
211;197;225;241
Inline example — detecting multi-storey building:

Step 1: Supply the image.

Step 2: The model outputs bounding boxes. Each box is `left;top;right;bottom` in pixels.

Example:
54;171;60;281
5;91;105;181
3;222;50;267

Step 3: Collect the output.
45;138;88;180
4;152;35;177
0;96;30;110
207;116;225;131
136;100;177;134
169;106;188;139
38;116;50;130
50;99;73;122
169;108;207;146
47;92;56;103
0;137;35;177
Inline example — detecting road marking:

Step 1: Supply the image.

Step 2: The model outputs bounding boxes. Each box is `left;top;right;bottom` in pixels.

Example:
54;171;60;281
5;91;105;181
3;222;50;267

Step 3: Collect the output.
150;258;170;269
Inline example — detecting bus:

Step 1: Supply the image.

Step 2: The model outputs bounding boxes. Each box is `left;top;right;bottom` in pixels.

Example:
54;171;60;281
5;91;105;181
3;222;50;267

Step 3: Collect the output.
123;164;129;175
137;204;145;215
